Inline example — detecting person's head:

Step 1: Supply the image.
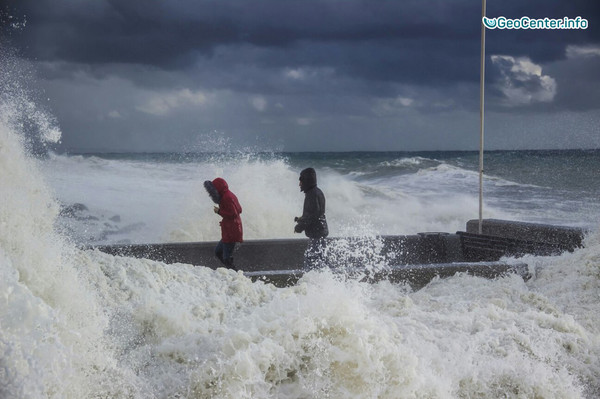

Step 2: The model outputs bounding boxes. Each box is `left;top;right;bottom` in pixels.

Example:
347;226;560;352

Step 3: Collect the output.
299;168;317;192
211;177;229;194
204;177;228;203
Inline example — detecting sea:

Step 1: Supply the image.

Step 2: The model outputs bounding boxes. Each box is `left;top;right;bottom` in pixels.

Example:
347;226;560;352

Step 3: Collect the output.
39;149;600;247
2;56;600;399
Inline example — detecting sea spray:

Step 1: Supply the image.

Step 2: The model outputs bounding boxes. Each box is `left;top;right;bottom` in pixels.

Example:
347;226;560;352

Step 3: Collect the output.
70;243;599;398
167;153;303;243
0;45;140;398
522;230;600;396
0;50;73;397
41;148;528;246
3;129;600;398
2;40;600;399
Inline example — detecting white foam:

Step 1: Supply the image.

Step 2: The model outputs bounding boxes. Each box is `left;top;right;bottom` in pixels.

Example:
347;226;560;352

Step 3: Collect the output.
41;153;521;245
3;116;600;396
50;243;597;398
2;48;599;398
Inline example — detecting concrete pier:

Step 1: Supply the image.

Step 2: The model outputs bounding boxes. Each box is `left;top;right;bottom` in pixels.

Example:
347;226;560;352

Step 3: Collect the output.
93;219;585;288
94;233;464;272
465;219;585;248
462;219;585;260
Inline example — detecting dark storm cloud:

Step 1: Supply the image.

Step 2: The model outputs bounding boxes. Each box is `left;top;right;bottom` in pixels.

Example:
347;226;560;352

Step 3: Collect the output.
548;55;600;111
10;0;595;84
485;0;599;59
2;0;599;152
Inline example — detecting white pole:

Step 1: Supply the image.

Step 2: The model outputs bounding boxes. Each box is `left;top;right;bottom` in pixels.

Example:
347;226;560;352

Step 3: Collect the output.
478;0;486;234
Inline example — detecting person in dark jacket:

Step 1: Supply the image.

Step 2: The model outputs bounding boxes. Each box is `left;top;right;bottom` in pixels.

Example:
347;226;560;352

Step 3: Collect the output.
294;167;329;268
204;177;243;270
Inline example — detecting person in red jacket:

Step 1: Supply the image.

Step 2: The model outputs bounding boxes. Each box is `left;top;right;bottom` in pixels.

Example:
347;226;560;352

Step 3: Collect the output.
204;177;243;270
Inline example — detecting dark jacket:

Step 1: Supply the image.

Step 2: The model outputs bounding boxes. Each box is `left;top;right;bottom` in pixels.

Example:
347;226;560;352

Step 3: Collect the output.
295;168;328;239
211;178;243;243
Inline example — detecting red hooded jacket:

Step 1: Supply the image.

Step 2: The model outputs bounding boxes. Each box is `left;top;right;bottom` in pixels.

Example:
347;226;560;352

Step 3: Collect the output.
212;178;243;243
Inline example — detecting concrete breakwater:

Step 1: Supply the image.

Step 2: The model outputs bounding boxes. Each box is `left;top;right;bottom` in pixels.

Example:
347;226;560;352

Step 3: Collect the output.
93;219;585;288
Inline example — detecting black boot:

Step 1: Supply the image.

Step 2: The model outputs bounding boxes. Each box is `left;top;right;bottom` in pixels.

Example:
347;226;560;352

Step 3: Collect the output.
224;257;238;271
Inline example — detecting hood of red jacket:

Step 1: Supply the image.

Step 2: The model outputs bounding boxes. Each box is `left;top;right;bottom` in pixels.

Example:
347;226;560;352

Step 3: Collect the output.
212;178;229;195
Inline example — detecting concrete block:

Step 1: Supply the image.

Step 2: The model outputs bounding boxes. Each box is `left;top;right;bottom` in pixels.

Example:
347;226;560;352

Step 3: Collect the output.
466;219;585;251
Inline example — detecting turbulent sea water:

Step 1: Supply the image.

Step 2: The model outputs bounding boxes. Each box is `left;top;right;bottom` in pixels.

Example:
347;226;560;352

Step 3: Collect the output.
41;149;600;247
2;53;600;399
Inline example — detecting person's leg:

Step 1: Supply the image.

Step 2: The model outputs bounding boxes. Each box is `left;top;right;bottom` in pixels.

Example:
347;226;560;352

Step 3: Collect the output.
222;242;237;270
215;240;224;263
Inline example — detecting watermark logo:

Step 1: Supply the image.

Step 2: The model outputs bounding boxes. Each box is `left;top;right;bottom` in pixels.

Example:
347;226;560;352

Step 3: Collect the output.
483;16;588;30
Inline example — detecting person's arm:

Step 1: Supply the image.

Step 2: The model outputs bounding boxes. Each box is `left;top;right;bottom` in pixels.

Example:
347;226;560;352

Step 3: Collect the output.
218;197;240;219
295;191;321;231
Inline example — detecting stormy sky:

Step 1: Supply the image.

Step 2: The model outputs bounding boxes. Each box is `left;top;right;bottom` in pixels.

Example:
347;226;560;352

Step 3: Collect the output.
2;0;599;152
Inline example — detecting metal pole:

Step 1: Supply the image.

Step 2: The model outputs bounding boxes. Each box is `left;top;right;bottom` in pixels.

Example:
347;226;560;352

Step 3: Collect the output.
478;0;486;234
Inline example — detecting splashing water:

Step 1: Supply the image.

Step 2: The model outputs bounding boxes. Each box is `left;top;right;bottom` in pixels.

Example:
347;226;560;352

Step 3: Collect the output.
1;43;600;398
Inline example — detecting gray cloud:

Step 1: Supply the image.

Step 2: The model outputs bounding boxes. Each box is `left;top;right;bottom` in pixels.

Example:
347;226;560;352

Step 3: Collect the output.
490;55;557;106
3;0;599;152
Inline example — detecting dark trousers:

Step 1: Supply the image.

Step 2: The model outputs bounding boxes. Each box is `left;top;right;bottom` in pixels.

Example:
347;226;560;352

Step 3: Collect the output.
304;238;327;269
215;240;237;270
